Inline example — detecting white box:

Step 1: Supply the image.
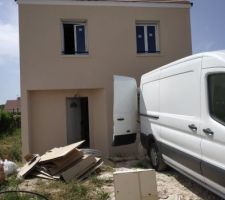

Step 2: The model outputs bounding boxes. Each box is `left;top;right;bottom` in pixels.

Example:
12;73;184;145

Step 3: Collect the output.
113;169;158;200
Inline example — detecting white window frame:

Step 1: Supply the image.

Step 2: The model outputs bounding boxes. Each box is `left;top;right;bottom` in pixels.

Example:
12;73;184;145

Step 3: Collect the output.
62;21;88;54
136;22;160;53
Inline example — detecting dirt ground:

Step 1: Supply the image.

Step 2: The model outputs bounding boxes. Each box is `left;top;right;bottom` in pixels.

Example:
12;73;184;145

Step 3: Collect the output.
17;158;223;200
100;159;223;200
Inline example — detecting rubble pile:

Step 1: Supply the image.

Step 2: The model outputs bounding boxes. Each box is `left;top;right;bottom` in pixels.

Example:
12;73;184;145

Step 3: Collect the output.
18;141;103;182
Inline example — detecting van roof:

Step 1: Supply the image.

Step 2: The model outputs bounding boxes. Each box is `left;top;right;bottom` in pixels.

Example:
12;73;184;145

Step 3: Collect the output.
142;50;225;78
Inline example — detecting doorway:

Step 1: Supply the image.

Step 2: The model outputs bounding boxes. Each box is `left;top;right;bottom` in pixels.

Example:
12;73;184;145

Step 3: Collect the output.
66;97;90;147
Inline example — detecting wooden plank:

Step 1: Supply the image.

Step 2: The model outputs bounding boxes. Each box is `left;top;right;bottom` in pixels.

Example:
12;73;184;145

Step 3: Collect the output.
61;155;96;182
43;149;84;175
39;141;84;163
17;155;41;178
31;170;60;180
78;158;103;180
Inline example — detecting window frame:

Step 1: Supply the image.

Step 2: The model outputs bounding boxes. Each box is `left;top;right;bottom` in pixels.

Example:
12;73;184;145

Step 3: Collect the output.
207;72;225;126
62;21;88;55
135;22;160;54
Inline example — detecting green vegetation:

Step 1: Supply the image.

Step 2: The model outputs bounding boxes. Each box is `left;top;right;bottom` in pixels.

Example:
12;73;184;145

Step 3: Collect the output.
0;111;21;134
0;110;22;161
0;112;14;134
0;105;4;111
0;175;41;200
36;178;110;200
0;129;22;162
0;175;22;191
133;159;151;169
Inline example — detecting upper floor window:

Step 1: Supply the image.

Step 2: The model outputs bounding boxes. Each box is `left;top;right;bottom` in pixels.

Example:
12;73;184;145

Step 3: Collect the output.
62;22;88;55
136;23;160;54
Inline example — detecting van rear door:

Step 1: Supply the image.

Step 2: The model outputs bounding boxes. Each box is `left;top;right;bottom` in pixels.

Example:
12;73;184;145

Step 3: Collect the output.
112;75;138;146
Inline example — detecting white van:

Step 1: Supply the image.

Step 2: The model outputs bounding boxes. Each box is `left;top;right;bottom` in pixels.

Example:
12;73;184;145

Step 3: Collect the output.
113;51;225;198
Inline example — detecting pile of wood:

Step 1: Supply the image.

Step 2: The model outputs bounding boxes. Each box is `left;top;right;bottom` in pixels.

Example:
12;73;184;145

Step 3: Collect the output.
17;141;103;182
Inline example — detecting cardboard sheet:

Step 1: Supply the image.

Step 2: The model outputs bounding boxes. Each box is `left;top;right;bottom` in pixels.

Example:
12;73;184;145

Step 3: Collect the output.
40;141;84;163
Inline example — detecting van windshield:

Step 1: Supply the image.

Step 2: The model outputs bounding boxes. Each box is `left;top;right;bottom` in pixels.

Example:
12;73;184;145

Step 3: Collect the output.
208;73;225;124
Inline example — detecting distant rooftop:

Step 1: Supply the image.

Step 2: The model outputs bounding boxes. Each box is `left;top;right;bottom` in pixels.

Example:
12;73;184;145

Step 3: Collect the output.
4;97;21;113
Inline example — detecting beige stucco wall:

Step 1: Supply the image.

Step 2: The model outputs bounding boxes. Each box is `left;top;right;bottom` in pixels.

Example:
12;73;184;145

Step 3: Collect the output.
19;2;192;158
28;89;108;155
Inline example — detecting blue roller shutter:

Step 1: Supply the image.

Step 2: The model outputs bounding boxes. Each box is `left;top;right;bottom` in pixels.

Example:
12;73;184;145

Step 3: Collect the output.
76;25;86;54
136;26;145;53
147;26;156;53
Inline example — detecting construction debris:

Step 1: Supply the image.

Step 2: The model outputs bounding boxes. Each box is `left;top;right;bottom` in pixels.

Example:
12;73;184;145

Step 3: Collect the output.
17;141;103;182
18;155;41;178
0;159;18;177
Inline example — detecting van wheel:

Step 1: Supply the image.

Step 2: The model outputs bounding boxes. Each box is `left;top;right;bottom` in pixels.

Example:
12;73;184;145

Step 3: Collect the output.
148;143;167;171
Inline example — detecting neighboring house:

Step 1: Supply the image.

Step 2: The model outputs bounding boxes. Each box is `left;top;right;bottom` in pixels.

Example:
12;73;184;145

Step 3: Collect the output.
18;0;192;158
4;97;21;114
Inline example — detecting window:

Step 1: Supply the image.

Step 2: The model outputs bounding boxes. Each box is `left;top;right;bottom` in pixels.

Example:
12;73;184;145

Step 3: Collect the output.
208;73;225;125
136;23;160;54
63;22;88;55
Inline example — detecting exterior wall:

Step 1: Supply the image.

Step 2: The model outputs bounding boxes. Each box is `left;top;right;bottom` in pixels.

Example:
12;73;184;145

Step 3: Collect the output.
28;89;108;155
19;3;192;157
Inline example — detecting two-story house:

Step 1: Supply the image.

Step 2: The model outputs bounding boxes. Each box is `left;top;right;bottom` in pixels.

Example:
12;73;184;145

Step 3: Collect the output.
18;0;192;158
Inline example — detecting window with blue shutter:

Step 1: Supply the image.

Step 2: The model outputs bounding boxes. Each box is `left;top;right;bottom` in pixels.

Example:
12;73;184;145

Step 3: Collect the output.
63;22;88;55
76;25;86;54
136;23;159;54
136;26;145;53
147;26;156;53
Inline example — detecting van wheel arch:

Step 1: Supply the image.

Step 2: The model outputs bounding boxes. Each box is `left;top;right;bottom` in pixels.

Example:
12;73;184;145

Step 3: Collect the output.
147;137;167;171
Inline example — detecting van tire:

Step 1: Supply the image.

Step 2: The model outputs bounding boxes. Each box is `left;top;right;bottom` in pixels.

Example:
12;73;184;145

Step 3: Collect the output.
148;143;167;171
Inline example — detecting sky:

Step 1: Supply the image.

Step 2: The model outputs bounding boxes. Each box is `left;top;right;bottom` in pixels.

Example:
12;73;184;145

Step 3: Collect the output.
0;0;225;104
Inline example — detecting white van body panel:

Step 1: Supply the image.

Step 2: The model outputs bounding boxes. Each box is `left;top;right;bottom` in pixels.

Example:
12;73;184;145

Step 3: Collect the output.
159;58;202;163
113;75;137;146
140;51;225;198
141;57;203;176
140;70;161;140
202;52;225;69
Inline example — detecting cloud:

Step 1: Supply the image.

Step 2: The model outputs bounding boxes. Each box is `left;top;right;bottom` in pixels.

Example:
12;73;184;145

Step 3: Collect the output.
0;0;18;25
0;22;19;65
0;1;20;104
0;0;19;64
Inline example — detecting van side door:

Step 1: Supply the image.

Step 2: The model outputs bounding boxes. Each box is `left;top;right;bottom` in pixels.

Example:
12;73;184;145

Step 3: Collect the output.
159;58;203;177
201;65;225;196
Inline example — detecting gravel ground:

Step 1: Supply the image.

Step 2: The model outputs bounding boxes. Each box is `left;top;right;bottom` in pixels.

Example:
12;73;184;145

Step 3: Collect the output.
17;158;223;200
100;159;223;200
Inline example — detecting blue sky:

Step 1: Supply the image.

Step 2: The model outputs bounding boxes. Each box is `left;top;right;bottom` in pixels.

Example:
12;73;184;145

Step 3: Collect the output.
0;0;225;104
191;0;225;52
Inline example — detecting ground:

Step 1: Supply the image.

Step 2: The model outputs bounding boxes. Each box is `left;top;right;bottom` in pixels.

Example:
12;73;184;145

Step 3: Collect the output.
100;159;222;200
0;130;223;200
2;159;222;200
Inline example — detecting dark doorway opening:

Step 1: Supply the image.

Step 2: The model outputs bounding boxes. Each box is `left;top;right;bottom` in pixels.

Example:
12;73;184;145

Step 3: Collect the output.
66;97;90;148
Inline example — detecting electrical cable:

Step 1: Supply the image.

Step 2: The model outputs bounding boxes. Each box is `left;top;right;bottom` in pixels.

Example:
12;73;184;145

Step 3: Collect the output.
0;190;48;200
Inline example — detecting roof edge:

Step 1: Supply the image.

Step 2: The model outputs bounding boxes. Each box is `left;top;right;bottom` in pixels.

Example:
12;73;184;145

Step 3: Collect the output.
17;0;192;8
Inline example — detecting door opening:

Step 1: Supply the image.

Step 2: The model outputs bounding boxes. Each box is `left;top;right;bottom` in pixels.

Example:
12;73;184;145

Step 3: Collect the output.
66;97;90;147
